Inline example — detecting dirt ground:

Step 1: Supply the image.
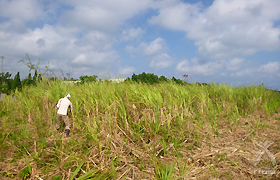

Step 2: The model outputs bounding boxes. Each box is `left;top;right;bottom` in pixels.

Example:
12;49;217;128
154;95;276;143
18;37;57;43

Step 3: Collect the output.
180;111;280;179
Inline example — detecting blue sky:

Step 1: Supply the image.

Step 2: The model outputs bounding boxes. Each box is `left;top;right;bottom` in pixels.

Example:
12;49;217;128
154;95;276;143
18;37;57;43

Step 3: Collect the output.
0;0;280;90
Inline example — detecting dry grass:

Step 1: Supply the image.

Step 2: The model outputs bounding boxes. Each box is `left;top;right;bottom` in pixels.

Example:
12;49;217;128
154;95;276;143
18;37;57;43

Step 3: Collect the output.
0;80;280;179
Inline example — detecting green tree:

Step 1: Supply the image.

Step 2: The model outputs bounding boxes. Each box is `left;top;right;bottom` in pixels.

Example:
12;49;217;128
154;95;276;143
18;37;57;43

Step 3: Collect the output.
37;74;42;81
159;75;168;82
49;77;58;81
79;75;98;83
131;73;138;83
171;77;187;85
22;73;35;86
0;72;13;94
12;72;22;91
131;72;161;84
33;69;38;81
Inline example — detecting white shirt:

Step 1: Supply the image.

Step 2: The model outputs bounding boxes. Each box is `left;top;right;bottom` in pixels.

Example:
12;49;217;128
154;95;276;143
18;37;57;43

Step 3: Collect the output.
57;97;72;115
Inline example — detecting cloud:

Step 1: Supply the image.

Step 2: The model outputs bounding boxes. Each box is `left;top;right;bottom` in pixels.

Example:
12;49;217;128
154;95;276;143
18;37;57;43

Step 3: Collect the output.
16;25;69;54
149;53;173;69
121;27;145;41
0;0;43;21
150;0;280;60
59;0;154;32
228;61;280;80
125;37;172;69
257;61;280;74
126;37;167;56
143;37;166;56
226;58;244;71
177;58;279;78
0;0;279;90
149;0;201;31
0;0;44;33
0;0;158;78
124;45;136;54
176;58;223;76
0;21;119;77
72;51;118;67
118;67;136;76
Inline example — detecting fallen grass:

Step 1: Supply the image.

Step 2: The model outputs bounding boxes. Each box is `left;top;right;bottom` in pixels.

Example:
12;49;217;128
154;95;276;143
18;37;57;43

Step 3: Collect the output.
0;79;280;179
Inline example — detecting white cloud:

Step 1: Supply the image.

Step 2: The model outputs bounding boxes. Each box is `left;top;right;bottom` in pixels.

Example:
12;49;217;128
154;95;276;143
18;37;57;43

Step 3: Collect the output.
125;37;167;56
0;0;43;21
0;0;44;33
149;0;201;32
150;0;280;60
257;61;280;74
118;67;136;76
72;54;87;64
60;0;154;32
0;0;157;78
149;53;173;69
121;27;145;41
125;37;172;70
229;61;280;79
15;25;70;55
143;37;166;56
74;31;114;51
0;22;119;78
124;45;136;54
176;59;223;76
227;58;244;71
71;51;119;67
0;0;279;90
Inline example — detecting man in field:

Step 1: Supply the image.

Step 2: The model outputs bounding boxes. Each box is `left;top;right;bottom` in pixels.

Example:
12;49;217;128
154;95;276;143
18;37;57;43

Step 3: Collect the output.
56;93;73;137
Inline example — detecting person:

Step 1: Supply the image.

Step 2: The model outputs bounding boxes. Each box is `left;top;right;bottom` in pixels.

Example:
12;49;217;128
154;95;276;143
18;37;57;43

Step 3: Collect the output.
56;93;73;137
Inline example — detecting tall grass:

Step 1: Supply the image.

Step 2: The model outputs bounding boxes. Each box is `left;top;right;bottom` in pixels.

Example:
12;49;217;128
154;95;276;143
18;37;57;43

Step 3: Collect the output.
0;79;279;179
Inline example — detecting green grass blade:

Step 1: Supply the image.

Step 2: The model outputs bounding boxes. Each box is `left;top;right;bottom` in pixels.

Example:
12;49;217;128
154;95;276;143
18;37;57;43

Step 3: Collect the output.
70;160;85;180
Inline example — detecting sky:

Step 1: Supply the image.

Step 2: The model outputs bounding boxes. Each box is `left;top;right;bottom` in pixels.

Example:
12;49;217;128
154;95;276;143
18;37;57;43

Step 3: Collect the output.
0;0;280;90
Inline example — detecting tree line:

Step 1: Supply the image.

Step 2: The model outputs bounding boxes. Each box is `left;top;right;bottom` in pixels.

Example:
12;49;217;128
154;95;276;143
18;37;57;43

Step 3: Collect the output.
125;72;187;85
0;71;191;95
0;70;42;95
1;54;210;95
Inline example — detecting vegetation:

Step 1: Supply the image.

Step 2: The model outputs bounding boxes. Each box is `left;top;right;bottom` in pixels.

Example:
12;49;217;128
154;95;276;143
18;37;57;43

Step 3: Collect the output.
126;72;187;85
0;77;280;179
79;75;98;83
0;71;42;95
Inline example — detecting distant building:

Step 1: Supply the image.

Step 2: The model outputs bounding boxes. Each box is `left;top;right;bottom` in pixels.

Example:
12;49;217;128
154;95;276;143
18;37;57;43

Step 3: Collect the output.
109;78;125;83
63;80;81;84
